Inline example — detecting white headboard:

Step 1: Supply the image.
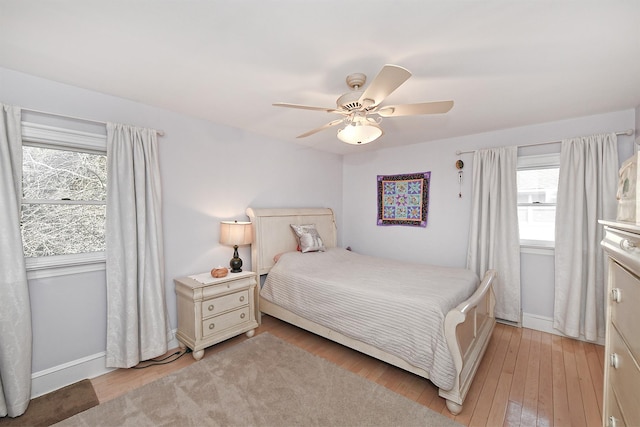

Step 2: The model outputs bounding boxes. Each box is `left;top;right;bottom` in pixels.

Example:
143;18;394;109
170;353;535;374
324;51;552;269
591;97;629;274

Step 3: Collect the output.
246;207;337;276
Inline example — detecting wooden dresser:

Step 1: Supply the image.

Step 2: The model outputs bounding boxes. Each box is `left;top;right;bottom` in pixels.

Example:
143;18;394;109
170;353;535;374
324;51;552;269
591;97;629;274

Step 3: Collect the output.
600;221;640;427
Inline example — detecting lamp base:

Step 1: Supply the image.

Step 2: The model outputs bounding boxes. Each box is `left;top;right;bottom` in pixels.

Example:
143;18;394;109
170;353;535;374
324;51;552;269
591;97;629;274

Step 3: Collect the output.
229;245;243;273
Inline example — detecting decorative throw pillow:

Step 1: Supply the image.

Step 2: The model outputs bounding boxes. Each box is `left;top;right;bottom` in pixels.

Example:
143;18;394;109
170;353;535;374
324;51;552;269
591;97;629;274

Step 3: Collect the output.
290;224;326;253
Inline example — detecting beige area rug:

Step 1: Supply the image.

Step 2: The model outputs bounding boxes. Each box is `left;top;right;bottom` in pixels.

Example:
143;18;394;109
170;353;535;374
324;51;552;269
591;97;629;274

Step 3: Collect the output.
56;333;461;426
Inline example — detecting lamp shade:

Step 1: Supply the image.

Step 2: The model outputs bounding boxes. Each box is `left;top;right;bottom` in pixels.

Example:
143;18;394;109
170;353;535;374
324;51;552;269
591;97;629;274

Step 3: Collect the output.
337;121;383;145
219;221;253;246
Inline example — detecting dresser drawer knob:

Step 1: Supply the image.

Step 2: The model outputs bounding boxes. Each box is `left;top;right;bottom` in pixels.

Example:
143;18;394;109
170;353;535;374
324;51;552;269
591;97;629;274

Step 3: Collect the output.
209;323;215;330
239;296;245;302
208;304;215;311
620;239;637;251
611;288;622;303
610;353;620;369
240;313;246;319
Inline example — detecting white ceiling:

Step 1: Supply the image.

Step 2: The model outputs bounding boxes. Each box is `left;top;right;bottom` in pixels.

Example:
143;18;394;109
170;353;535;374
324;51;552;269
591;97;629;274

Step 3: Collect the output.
1;1;640;155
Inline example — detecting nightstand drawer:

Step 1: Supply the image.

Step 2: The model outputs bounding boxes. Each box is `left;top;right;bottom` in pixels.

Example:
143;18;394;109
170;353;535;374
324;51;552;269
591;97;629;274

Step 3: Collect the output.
201;276;256;300
202;290;249;318
202;306;251;337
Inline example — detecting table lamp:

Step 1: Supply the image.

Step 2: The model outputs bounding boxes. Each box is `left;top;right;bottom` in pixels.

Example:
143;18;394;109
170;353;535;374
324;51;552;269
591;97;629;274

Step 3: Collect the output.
219;220;253;273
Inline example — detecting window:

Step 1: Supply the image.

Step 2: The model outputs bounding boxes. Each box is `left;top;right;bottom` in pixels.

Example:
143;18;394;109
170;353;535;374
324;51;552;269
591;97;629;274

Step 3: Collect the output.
517;153;560;247
20;122;107;273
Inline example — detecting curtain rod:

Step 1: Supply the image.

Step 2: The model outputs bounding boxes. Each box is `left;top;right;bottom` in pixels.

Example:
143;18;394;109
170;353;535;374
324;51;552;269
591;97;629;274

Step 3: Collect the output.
455;128;634;155
21;107;165;136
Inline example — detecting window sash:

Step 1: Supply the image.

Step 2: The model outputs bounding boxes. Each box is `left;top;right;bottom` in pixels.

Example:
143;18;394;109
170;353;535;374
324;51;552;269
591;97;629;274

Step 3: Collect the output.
517;202;555;207
22;199;106;205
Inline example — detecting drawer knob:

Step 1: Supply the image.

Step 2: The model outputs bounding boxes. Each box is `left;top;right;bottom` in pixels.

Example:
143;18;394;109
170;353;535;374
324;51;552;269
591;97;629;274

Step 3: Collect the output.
611;288;622;303
208;304;215;311
610;353;620;369
209;323;215;330
620;239;637;251
240;313;246;319
239;296;245;302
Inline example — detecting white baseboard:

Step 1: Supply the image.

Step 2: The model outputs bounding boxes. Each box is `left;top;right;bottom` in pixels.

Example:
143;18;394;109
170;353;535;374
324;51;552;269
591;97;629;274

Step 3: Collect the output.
31;333;180;398
522;312;605;346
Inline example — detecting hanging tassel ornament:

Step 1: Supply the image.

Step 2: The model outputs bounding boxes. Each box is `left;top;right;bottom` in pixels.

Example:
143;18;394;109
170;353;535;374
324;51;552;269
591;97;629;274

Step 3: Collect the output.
456;159;464;198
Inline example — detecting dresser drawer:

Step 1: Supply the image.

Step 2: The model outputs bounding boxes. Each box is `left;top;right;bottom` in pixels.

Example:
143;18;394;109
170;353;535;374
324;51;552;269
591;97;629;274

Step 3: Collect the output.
608;325;640;425
603;227;640;273
202;306;251;337
610;262;640;361
202;290;249;318
605;386;626;427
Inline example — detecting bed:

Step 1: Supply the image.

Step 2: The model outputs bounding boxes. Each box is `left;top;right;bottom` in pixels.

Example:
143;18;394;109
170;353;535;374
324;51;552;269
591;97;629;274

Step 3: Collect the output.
246;207;496;415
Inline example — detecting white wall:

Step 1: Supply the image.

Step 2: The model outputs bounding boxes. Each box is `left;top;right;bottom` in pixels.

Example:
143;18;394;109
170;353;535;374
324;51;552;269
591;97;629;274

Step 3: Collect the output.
1;67;343;394
342;109;636;331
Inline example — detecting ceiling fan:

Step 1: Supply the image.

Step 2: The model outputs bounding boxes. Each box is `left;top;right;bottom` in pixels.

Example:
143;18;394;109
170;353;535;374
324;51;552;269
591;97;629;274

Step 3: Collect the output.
273;64;454;145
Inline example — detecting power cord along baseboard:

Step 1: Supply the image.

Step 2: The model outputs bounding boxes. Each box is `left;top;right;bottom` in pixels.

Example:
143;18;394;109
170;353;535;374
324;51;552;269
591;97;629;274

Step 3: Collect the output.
132;347;191;369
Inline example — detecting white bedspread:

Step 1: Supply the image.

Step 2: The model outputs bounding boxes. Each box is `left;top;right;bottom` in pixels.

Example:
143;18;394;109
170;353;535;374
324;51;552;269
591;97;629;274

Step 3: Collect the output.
260;248;479;391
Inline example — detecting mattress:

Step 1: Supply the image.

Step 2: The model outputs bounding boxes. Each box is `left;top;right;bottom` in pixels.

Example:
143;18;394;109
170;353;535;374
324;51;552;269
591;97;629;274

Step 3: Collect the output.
260;248;479;390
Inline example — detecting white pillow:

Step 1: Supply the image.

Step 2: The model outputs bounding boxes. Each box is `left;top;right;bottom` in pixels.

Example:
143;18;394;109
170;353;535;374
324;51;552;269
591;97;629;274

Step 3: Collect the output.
290;224;326;253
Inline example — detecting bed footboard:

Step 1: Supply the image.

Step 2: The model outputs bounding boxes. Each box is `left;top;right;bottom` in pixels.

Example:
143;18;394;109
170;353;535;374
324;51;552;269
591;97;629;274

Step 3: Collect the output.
440;269;497;414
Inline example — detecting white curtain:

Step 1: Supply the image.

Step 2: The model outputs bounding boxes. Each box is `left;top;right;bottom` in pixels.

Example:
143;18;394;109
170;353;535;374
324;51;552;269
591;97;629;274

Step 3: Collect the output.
554;133;618;342
105;123;170;368
0;104;32;417
467;147;521;323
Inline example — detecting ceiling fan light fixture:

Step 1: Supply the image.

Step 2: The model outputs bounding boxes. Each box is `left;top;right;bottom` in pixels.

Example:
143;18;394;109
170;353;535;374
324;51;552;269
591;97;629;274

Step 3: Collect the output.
337;120;383;145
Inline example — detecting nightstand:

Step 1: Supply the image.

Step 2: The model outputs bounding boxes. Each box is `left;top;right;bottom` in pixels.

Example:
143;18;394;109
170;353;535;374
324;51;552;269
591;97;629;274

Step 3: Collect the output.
174;270;259;360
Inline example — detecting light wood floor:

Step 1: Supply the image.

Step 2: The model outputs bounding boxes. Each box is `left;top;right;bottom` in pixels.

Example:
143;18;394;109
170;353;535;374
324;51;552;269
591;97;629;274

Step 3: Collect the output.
92;315;604;427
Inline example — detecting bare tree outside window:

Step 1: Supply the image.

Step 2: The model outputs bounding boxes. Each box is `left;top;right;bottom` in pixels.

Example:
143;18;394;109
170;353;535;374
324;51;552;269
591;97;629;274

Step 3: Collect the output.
21;146;106;257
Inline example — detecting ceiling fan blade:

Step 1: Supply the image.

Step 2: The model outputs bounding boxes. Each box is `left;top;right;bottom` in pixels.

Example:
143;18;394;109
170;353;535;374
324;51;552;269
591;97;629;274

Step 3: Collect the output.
376;100;454;117
358;64;411;107
273;102;340;113
296;119;344;138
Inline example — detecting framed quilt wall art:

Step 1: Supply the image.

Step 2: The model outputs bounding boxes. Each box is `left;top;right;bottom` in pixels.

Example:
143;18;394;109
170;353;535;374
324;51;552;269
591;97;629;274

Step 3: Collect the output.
377;171;430;227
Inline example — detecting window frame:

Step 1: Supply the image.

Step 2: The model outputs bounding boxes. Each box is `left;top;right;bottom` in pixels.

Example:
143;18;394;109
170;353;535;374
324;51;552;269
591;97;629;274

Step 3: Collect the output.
21;122;107;278
517;153;560;251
